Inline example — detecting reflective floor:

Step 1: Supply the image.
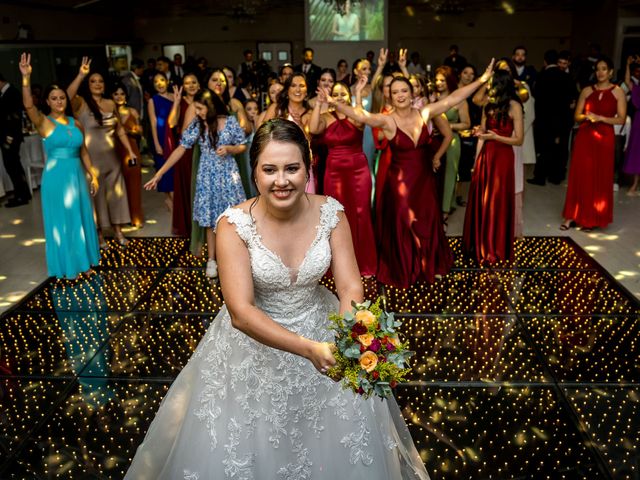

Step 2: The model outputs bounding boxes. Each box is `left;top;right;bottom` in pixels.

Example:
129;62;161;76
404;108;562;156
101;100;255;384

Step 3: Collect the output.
0;237;638;479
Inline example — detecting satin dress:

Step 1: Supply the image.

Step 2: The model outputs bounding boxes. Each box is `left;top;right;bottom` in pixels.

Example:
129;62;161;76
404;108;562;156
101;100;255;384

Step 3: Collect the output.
152;95;175;193
463;116;515;265
377;121;453;288
172;99;194;237
116;112;144;227
563;86;617;228
41;117;99;278
624;84;640;175
77;108;130;229
323;113;377;276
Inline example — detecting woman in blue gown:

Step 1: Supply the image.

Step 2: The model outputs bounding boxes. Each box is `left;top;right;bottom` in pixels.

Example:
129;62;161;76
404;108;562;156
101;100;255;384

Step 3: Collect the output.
19;53;100;279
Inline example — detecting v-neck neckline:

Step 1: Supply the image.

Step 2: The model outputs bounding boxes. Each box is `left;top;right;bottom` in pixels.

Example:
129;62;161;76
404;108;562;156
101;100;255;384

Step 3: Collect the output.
231;199;328;284
396;123;426;148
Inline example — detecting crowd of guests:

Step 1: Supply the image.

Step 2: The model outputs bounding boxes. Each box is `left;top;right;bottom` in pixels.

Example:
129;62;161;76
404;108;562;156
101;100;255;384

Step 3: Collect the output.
6;42;640;286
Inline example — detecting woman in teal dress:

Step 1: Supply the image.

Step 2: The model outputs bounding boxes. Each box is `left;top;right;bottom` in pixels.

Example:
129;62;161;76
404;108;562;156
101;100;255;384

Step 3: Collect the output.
434;66;470;226
19;53;100;279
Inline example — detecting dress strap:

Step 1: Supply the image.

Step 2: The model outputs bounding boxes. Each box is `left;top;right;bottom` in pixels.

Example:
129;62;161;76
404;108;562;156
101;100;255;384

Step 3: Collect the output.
216;207;256;245
319;196;345;236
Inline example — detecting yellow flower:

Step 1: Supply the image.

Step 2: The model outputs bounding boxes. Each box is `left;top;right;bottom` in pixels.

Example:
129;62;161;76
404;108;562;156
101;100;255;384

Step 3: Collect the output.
357;333;374;347
359;351;378;373
389;335;401;347
355;310;377;328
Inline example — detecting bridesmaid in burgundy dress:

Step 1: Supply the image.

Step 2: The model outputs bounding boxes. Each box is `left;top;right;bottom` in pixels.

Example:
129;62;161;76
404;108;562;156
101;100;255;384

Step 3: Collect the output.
462;70;524;265
168;73;200;236
324;61;494;288
309;82;377;276
112;83;144;227
561;57;626;230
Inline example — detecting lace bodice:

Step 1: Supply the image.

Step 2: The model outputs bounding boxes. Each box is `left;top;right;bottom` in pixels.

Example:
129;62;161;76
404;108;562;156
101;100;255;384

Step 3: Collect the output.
219;197;344;319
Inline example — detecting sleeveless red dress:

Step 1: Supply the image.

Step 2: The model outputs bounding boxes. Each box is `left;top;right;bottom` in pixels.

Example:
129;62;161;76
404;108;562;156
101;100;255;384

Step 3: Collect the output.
377;122;453;288
116;113;144;227
373;105;393;222
463;116;515;265
563;86;617;228
323;114;377;276
172;99;194;237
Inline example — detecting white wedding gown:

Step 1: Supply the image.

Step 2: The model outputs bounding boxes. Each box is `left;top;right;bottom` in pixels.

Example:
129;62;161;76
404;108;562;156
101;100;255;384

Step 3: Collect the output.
125;197;430;480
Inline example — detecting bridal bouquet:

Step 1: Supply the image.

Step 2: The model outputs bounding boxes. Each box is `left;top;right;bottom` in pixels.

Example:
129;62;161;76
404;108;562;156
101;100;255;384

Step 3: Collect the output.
327;298;414;399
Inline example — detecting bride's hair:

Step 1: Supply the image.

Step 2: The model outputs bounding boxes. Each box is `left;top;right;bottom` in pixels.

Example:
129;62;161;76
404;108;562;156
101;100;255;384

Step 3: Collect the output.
249;118;311;189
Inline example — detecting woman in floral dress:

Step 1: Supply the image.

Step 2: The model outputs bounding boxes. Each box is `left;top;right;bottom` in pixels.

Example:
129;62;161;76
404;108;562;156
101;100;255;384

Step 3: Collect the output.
145;90;246;278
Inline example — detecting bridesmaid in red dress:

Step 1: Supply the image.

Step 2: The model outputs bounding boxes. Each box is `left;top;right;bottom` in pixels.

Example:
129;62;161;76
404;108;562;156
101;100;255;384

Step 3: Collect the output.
168;73;200;236
112;83;144;227
561;57;626;230
309;82;377;276
324;60;494;288
462;70;524;265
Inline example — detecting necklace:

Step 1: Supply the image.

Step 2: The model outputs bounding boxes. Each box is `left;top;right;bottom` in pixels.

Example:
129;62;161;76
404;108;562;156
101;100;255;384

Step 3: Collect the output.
287;106;304;126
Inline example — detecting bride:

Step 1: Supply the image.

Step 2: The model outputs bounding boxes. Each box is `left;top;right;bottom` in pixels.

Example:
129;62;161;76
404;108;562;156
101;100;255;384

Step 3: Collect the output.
125;118;429;479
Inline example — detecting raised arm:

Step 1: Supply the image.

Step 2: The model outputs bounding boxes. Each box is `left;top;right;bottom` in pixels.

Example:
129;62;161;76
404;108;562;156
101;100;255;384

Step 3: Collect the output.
397;48;410;78
308;94;328;135
323;85;391;132
217;217;337;373
370;48;387;92
167;85;183;129
472;82;489;107
66;56;91;114
625;55;634;92
259;102;278;126
230;98;252;134
18;53;49;135
428;58;494;118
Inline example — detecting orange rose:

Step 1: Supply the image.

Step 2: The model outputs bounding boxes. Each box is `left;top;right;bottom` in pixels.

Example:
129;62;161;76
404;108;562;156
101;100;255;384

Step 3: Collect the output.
389;335;401;347
355;310;377;328
357;333;374;347
359;351;378;373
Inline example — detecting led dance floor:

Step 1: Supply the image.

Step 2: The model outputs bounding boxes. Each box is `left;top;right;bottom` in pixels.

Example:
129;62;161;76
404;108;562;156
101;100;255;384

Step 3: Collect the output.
0;237;638;479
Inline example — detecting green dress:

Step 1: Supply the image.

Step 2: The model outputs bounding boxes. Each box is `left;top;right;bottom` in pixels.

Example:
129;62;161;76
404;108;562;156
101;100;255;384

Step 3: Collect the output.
442;107;461;214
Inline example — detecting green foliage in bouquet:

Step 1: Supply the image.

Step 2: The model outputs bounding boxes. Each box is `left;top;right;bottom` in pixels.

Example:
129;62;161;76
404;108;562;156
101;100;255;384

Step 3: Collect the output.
327;298;414;399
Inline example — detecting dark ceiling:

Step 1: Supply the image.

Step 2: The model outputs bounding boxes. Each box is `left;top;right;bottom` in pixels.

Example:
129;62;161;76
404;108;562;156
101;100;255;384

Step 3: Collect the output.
4;0;640;18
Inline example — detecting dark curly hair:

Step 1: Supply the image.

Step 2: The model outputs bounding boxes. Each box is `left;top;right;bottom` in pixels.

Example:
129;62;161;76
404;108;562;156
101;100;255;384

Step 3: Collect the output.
193;89;228;148
484;69;522;125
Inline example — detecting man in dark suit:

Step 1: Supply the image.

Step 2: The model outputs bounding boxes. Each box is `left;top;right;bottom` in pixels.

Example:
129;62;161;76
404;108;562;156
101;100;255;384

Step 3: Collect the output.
443;44;467;74
172;53;185;84
238;49;257;90
529;49;577;185
121;58;145;119
0;73;31;207
294;48;321;95
512;45;538;91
